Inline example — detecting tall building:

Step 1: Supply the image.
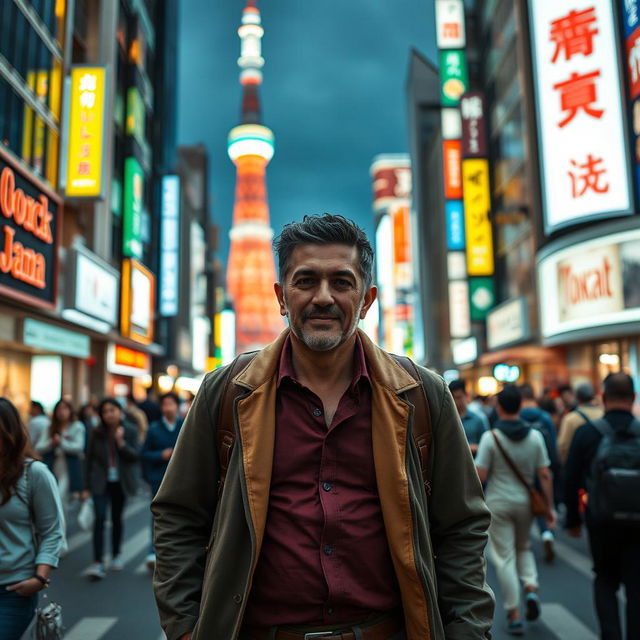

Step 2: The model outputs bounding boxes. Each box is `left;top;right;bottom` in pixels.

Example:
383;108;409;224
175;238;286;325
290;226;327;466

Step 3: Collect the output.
226;0;283;354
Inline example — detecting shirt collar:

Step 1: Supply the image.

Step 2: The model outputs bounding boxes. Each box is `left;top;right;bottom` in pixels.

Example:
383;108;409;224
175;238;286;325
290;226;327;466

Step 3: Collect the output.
277;334;370;390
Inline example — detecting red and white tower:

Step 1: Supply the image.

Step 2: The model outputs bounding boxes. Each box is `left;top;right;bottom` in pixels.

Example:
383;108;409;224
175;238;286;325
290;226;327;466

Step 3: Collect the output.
226;1;283;353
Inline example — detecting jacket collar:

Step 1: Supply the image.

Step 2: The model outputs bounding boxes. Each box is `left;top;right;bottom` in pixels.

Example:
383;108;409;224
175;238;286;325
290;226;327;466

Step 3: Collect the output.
234;328;419;394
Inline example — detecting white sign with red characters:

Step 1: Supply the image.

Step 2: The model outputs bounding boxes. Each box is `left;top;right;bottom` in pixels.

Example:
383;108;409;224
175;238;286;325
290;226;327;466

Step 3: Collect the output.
529;1;632;233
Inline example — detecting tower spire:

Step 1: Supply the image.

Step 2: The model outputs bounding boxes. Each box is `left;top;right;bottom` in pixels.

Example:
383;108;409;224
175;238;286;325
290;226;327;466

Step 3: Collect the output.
226;2;283;354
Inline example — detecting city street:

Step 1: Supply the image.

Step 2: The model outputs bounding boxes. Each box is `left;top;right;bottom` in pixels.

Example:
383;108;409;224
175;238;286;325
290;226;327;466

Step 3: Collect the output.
49;494;601;640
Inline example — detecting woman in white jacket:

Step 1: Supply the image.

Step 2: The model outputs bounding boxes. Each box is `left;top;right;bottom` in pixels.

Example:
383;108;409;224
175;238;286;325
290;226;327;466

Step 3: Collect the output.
36;399;86;500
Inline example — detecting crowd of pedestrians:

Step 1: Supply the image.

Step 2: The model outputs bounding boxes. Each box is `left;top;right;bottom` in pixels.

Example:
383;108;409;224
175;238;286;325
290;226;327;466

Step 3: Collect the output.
450;374;640;639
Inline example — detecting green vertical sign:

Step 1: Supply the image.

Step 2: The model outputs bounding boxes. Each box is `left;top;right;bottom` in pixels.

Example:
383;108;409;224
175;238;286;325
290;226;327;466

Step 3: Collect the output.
126;87;146;143
123;157;144;259
440;50;468;107
469;277;495;321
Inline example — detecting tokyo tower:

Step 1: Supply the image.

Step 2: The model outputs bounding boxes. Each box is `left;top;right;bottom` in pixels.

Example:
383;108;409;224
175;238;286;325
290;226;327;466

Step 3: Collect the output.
226;0;284;353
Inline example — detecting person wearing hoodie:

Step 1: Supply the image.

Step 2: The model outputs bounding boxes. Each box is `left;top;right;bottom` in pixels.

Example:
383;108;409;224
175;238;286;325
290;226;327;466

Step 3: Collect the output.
476;385;556;636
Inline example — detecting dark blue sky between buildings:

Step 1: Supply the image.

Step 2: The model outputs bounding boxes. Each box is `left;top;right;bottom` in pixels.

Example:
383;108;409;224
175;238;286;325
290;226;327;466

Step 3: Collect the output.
178;0;437;264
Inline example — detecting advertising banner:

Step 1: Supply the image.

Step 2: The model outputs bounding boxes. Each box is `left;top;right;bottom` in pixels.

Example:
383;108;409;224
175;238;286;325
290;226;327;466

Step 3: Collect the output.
460;92;487;158
441;108;462;140
449;279;471;338
392;205;412;289
436;0;466;49
462;159;494;276
443;140;463;199
123;157;144;259
65;66;106;198
529;0;632;233
469;276;495;321
487;297;530;350
440;50;468;107
120;258;155;344
371;156;411;213
445;200;465;250
538;228;640;339
160;175;180;316
0;156;60;308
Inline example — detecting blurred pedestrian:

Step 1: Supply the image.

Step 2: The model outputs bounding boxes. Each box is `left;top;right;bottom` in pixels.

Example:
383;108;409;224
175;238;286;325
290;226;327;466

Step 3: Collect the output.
564;373;640;640
35;399;86;501
137;389;162;424
152;213;494;640
125;393;149;444
141;392;184;569
519;383;560;562
78;404;99;452
558;384;576;419
27;401;49;448
84;398;139;580
449;379;488;456
475;385;556;636
557;382;603;464
180;392;195;418
0;397;65;640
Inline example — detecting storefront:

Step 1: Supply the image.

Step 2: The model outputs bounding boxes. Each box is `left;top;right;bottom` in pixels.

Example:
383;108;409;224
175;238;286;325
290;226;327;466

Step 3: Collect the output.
537;222;640;391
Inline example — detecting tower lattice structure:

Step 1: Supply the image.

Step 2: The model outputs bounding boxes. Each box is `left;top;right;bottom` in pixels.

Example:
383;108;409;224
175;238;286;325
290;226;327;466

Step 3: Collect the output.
226;0;283;353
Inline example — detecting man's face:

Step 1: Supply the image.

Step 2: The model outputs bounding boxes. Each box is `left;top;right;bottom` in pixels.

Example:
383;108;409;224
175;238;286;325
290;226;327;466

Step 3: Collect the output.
274;243;377;352
451;389;468;417
161;398;179;423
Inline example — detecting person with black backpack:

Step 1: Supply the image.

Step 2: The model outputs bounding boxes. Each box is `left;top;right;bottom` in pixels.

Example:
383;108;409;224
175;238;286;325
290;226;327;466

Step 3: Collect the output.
564;373;640;640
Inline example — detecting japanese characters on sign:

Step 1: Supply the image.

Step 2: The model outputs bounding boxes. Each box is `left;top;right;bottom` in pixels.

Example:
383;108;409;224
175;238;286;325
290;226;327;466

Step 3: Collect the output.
436;0;466;49
462;159;494;276
460;93;487;158
528;1;632;233
440;50;468;107
0;156;60;308
443;140;463;199
123;157;144;259
65;66;106;198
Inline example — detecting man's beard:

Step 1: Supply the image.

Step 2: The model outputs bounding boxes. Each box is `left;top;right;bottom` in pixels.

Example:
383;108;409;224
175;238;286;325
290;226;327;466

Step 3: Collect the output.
290;303;362;352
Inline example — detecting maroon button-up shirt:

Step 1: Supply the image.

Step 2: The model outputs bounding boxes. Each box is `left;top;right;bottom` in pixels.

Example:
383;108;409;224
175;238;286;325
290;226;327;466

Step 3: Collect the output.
243;336;401;627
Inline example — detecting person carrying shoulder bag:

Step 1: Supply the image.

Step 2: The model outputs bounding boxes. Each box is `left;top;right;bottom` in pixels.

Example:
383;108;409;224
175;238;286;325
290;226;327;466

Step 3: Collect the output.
0;397;65;640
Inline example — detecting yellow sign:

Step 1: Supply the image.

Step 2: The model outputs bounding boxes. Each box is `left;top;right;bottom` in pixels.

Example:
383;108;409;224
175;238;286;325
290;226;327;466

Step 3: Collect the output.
65;66;106;197
462;158;494;276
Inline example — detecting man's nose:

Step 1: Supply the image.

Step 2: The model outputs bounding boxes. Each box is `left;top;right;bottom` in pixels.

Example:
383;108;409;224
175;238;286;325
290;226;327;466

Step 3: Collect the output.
312;280;334;305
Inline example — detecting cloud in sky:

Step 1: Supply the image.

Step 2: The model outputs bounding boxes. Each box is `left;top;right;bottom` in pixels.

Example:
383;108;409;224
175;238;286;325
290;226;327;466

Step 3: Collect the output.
178;0;437;265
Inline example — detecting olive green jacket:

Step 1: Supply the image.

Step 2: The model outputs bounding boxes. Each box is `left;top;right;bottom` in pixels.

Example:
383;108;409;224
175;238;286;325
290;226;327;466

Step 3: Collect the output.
152;330;494;640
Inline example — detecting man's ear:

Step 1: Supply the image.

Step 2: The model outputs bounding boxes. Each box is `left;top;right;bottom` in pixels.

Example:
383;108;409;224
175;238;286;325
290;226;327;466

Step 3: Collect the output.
359;286;378;319
274;282;287;316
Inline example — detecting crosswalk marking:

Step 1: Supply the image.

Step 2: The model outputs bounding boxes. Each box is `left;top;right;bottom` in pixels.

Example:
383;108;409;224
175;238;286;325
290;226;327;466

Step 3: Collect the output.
553;539;592;580
64;616;118;640
66;498;149;554
541;603;597;640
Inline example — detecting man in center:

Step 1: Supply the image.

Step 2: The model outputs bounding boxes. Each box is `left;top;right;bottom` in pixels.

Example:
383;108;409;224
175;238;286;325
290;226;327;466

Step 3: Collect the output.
152;214;494;640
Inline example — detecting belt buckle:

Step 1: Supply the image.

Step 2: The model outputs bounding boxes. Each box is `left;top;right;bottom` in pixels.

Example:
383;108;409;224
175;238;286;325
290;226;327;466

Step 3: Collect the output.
303;633;333;640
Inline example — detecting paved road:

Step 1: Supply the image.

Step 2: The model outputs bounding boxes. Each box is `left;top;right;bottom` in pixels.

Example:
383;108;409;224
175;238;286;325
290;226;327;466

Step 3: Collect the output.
48;495;604;639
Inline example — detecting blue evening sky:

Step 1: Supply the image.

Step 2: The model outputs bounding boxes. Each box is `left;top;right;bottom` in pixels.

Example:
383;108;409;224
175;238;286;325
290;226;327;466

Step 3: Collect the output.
177;0;437;264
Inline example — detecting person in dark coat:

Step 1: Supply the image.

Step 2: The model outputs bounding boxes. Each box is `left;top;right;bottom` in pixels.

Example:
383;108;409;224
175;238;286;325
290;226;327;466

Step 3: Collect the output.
141;392;184;568
84;398;139;580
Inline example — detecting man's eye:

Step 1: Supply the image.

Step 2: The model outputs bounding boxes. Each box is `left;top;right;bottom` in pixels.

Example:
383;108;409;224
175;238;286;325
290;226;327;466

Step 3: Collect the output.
335;279;352;287
295;278;314;286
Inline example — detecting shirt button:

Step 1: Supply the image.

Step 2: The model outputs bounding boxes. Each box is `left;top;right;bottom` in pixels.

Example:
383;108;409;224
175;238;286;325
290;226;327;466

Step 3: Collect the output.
313;408;322;417
323;544;333;556
233;594;243;604
322;482;332;492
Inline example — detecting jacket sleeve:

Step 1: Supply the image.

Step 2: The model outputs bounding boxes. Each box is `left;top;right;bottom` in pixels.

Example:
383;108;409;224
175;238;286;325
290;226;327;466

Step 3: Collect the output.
427;376;494;640
61;422;86;455
141;429;164;462
152;370;222;640
117;426;139;462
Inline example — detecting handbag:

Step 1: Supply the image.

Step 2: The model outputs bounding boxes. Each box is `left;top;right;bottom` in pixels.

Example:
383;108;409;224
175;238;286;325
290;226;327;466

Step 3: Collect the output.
490;430;552;518
77;499;95;531
34;594;65;640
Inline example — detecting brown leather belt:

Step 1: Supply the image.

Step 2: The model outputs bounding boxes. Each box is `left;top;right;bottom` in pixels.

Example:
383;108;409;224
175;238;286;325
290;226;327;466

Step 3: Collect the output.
242;615;403;640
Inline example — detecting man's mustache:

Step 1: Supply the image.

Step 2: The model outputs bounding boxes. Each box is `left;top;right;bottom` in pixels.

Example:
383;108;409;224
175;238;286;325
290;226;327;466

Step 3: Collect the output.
300;305;344;321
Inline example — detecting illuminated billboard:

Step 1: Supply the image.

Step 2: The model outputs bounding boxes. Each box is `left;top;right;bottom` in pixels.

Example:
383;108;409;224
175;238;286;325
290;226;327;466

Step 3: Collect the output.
462;159;494;276
65;66;107;198
529;1;632;233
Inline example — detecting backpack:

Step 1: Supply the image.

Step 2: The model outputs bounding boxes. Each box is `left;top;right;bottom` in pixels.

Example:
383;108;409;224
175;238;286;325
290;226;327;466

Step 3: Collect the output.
216;351;432;496
587;418;640;526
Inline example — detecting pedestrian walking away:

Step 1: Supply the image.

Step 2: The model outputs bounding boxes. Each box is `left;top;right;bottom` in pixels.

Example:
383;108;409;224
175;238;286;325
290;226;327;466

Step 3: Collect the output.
152;214;494;640
564;373;640;640
475;384;556;636
27;401;49;449
35;399;86;501
84;397;140;581
0;397;65;640
141;391;184;570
